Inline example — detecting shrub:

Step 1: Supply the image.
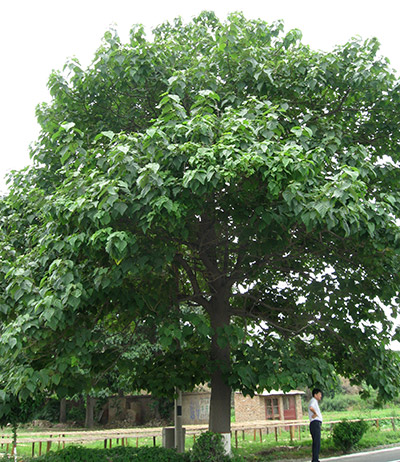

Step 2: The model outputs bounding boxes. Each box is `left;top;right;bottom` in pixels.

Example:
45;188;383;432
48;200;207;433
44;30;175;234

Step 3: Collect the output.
322;394;362;412
332;419;369;452
189;431;230;462
24;445;188;461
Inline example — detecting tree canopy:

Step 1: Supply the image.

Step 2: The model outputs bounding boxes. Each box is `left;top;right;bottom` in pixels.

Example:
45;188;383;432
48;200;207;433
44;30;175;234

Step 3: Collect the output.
1;11;400;440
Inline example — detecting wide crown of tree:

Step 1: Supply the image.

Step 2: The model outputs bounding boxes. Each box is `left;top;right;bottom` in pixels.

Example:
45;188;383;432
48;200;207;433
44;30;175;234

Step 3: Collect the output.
1;11;400;434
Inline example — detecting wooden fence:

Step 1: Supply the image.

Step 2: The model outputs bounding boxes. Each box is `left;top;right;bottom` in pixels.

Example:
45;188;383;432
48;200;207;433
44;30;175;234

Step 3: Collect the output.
0;417;398;457
231;416;399;448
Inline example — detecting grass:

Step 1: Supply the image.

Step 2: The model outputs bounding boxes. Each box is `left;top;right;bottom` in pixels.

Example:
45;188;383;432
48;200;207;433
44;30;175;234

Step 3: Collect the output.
232;410;400;461
0;435;162;459
229;426;400;461
2;408;400;460
323;407;400;421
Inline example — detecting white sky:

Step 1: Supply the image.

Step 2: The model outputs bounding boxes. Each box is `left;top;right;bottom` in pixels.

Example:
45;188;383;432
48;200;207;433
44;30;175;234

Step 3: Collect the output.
0;0;399;193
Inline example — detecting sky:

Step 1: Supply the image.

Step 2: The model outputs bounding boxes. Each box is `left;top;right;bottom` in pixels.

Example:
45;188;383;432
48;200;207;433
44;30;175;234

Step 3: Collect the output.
0;0;399;193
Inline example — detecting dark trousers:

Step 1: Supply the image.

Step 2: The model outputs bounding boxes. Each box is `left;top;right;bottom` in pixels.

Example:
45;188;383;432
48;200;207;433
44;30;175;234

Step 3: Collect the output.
310;420;321;462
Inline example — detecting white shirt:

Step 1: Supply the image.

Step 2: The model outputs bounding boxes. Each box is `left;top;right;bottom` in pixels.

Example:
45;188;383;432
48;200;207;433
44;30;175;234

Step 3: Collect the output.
308;397;323;422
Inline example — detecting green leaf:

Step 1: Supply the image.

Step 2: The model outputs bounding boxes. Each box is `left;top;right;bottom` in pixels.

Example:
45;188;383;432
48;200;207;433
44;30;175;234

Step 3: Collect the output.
290;126;303;137
314;200;330;218
61;122;75;131
101;131;115;140
52;373;61;385
113;202;128;216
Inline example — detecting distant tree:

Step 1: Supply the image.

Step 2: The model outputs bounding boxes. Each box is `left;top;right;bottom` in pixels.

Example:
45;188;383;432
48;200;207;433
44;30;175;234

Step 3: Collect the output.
1;12;400;453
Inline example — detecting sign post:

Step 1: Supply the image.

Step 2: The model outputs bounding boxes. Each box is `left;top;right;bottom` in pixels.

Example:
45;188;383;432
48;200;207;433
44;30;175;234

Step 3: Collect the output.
174;389;184;453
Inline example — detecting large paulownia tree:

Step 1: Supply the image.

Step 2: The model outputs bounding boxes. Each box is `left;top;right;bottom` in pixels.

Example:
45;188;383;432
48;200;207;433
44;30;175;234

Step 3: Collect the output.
1;12;400;449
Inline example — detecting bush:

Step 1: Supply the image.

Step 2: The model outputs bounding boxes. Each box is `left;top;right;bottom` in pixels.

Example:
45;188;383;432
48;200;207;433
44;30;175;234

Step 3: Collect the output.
189;431;230;462
322;394;364;412
332;419;369;452
24;445;188;461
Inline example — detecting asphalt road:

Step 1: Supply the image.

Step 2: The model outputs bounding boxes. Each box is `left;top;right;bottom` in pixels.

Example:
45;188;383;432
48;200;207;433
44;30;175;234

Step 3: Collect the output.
320;446;400;462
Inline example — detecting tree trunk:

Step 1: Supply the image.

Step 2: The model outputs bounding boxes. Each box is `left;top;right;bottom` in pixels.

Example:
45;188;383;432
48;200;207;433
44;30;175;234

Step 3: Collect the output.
85;395;95;428
59;398;67;424
209;360;232;434
208;297;231;436
11;423;17;461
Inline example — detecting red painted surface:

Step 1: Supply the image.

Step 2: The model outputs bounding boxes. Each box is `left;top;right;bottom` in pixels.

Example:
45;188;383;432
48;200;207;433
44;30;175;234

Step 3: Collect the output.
283;396;296;420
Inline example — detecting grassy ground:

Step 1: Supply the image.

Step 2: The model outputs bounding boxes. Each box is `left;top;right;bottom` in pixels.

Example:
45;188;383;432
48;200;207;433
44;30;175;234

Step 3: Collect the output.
2;409;400;460
233;427;400;461
232;410;400;461
323;407;400;421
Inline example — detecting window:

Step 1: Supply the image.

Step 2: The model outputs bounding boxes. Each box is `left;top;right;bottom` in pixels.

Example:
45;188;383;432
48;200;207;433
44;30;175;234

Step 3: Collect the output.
266;398;279;419
283;396;290;410
273;398;279;415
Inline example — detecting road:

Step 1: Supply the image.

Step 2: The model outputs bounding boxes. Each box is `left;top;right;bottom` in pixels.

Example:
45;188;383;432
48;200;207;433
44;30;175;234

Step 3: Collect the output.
321;446;400;462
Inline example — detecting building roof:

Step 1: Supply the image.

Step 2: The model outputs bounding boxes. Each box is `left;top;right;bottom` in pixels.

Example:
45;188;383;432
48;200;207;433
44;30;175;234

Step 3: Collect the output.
235;390;305;396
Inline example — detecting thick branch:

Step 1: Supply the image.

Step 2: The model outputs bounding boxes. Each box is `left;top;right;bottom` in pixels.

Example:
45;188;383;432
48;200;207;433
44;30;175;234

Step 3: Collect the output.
174;253;210;310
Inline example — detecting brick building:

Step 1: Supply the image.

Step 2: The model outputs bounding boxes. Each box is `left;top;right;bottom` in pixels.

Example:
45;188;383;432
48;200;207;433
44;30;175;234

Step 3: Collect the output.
181;389;305;425
103;389;304;426
234;390;304;422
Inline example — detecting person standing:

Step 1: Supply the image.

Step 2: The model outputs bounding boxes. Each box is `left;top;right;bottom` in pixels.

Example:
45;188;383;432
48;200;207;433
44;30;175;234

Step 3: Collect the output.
308;388;323;462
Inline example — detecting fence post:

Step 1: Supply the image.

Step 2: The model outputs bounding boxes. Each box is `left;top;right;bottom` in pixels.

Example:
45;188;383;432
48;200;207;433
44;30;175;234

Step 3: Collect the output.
290;425;294;442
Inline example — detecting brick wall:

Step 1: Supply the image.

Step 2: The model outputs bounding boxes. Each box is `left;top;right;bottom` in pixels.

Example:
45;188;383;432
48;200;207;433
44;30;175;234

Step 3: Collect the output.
234;393;266;422
295;394;303;420
235;392;304;422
